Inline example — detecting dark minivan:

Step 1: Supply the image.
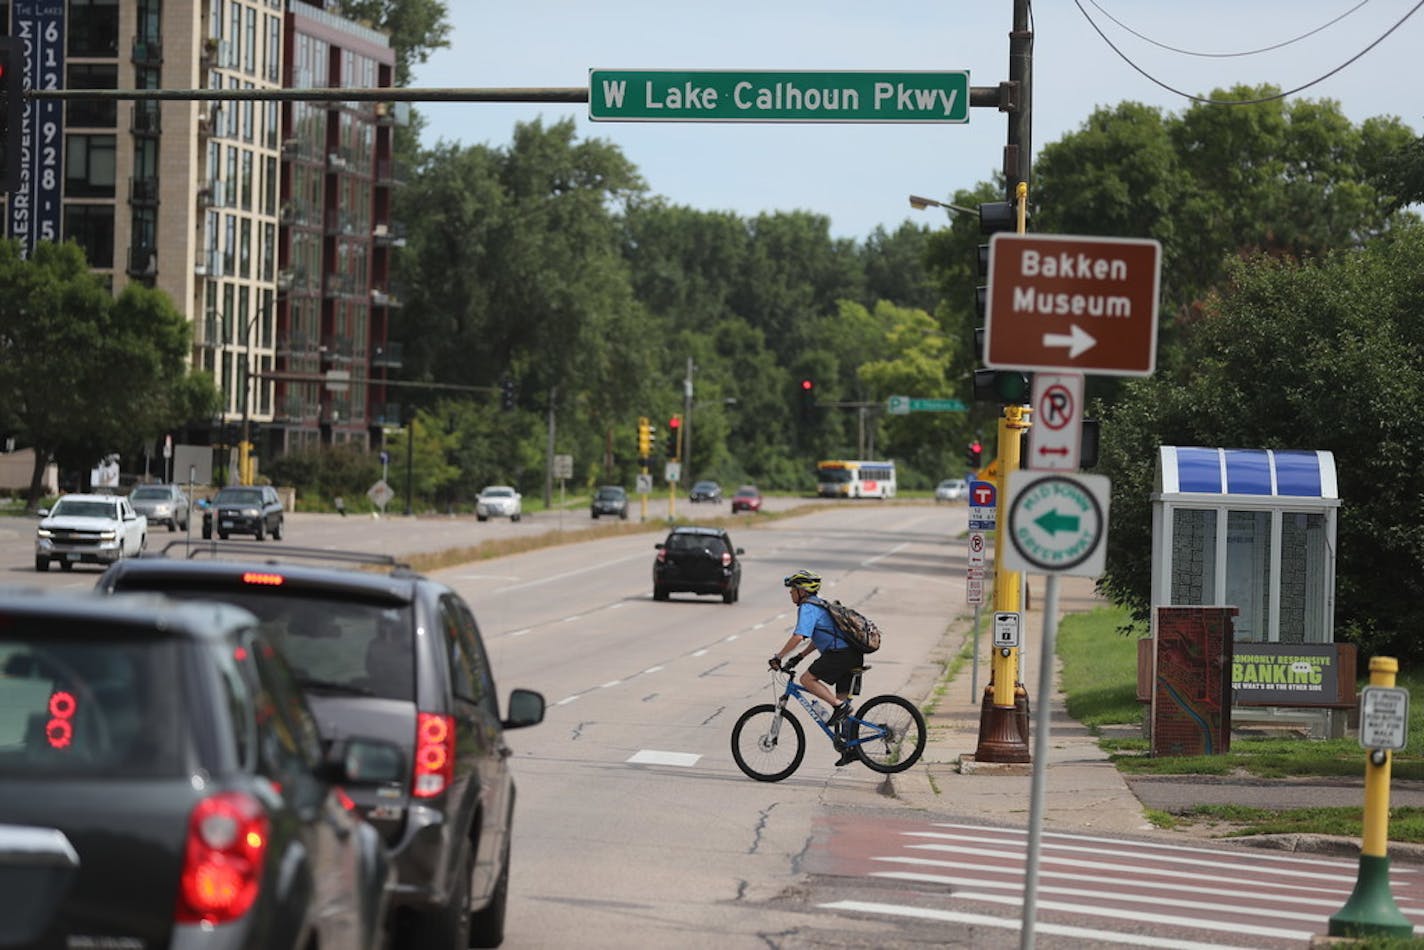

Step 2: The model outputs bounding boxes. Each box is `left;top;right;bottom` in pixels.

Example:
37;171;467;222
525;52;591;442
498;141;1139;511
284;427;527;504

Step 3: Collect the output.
590;485;629;520
0;589;401;950
99;545;546;948
653;525;744;604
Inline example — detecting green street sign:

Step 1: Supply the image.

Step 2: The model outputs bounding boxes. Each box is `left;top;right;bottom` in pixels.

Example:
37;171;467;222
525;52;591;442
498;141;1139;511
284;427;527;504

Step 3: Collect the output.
589;70;970;123
1003;471;1111;576
887;395;968;414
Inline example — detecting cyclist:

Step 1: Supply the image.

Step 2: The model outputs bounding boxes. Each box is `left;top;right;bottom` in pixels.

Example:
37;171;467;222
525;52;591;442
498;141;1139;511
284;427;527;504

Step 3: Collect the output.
769;569;863;766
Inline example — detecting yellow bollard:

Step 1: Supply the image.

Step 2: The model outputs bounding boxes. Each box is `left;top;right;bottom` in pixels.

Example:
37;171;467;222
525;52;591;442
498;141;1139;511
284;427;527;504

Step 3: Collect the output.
1327;656;1413;938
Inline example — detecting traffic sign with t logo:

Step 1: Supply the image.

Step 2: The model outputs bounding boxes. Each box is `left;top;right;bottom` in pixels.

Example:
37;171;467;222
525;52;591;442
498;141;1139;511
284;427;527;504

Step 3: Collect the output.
983;233;1161;376
968;479;996;530
1027;372;1084;471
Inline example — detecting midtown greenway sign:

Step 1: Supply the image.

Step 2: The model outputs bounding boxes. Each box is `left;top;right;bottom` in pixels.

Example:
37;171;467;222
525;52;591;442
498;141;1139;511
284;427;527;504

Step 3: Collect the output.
589;70;970;123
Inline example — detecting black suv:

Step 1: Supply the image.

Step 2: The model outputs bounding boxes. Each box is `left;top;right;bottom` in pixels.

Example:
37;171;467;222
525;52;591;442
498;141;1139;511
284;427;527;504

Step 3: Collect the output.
590;485;629;520
98;543;546;949
202;485;285;541
0;588;402;950
653;525;744;604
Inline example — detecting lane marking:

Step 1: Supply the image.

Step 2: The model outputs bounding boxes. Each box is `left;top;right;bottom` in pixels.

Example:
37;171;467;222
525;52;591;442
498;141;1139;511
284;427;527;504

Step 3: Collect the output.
509;629;531;637
556;696;578;706
643;666;663;674
627;750;700;767
600;680;622;689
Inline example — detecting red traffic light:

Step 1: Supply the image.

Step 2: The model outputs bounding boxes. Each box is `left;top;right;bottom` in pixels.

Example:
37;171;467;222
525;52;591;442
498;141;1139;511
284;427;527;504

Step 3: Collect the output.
669;416;681;429
800;379;814;391
970;440;982;453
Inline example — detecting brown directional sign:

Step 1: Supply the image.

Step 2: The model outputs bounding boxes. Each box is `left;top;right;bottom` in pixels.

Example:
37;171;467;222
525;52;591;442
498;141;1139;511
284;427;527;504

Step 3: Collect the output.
983;233;1162;376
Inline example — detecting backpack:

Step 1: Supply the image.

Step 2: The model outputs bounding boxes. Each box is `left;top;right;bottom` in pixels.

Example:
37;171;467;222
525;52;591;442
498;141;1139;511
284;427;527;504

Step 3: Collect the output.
809;596;882;654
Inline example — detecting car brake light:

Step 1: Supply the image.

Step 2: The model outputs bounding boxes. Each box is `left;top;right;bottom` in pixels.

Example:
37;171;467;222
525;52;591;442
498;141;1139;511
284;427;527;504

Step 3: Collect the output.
413;712;455;798
241;572;284;587
46;691;77;749
175;791;268;925
721;551;732;567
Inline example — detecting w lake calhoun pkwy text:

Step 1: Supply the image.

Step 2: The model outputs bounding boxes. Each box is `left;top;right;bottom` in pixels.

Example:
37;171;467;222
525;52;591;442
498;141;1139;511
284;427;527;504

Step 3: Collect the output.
588;71;971;123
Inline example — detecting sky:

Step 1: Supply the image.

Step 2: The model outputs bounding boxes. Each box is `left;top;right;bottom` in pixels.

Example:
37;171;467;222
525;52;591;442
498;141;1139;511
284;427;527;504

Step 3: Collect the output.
410;1;1424;242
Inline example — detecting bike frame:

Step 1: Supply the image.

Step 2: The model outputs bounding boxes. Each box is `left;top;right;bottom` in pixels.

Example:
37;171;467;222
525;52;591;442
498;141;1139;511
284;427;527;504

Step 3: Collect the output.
773;671;877;749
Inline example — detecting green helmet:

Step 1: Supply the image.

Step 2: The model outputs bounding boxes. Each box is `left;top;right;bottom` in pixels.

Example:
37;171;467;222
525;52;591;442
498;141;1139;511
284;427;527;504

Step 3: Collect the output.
783;570;822;594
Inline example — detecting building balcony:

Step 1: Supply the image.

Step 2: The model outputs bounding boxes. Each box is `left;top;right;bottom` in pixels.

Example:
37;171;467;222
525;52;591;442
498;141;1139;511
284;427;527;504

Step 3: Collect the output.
131;100;161;135
277;334;321;357
370;286;402;309
370;342;403;369
372;222;407;247
128;175;160;206
127;245;157;278
325;209;359;236
320;336;356;363
375;159;405;186
131;36;163;66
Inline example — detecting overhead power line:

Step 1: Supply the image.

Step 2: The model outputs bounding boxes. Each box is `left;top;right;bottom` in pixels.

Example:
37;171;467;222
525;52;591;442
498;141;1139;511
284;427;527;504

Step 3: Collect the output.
1085;0;1376;58
1074;0;1424;106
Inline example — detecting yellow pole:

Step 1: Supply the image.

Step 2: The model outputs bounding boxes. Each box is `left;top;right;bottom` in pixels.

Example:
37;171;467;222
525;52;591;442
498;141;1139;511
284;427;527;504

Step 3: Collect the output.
990;406;1027;706
1328;656;1413;937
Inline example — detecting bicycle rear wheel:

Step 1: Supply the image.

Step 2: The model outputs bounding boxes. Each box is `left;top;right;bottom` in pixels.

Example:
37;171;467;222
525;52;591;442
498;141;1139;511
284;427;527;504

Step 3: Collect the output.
731;703;805;782
848;694;926;773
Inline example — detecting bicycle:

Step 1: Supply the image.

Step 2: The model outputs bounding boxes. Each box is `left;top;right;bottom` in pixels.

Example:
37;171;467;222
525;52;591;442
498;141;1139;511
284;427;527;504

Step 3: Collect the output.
730;661;926;782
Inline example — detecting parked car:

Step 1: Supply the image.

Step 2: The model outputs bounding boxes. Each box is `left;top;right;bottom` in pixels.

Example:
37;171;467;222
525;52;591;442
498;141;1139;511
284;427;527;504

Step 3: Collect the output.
591;485;629;520
653;525;744;604
476;485;522;522
202;484;285;541
98;544;547;948
0;588;402;950
35;493;147;572
688;480;723;504
128;483;191;532
935;478;969;502
730;485;763;513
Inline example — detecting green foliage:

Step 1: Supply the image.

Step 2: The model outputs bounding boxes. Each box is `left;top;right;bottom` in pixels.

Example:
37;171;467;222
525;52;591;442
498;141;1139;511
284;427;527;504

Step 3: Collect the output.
1097;226;1424;661
0;239;218;506
264;444;380;507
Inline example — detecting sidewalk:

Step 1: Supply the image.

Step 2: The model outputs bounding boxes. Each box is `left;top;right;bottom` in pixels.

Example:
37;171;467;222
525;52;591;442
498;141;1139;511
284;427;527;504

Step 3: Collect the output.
883;574;1424;863
888;573;1161;837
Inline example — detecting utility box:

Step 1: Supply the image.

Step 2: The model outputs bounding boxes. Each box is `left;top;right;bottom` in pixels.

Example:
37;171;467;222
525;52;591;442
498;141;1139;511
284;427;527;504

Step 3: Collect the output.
1150;446;1344;736
1151;606;1235;756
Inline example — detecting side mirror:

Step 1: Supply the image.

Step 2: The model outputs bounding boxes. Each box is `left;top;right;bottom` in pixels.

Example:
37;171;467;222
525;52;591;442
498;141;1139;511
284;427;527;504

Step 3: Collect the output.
654;543;665;550
36;509;49;518
503;688;546;730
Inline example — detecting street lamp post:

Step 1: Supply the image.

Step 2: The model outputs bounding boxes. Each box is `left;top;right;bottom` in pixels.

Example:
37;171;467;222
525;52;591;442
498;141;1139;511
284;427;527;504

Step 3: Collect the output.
907;194;977;217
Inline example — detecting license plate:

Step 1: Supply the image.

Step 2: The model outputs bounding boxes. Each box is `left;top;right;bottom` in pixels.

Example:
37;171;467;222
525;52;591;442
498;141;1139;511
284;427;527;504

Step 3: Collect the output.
220;520;234;528
66;553;80;561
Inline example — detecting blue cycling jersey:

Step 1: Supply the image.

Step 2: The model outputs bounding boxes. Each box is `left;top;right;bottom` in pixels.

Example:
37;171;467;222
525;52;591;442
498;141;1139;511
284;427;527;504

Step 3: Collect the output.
793;598;844;653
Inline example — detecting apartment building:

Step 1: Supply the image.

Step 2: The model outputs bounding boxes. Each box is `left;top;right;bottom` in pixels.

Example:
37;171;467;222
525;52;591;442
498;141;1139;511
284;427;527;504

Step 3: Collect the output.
2;0;398;470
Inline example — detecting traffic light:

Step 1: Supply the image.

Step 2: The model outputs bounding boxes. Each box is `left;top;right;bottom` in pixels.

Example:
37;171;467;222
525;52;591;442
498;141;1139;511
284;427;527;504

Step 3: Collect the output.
667;414;682;458
637;416;652;460
500;376;516;411
966;439;983;469
0;37;23;194
973;200;1031;404
798;378;816;420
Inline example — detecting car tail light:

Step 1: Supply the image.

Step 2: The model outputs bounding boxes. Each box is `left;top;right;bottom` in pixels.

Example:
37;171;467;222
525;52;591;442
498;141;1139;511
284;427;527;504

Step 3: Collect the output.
656;550;667;563
241;572;284;587
175;791;269;925
413;712;455;798
721;551;733;567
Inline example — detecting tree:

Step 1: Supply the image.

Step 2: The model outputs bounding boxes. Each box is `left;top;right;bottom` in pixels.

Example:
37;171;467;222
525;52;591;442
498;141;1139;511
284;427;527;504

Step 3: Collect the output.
1096;226;1424;662
0;240;218;506
336;0;451;87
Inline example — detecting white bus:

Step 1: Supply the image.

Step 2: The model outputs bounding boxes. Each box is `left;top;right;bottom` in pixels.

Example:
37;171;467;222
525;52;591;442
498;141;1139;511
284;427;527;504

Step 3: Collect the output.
815;459;898;499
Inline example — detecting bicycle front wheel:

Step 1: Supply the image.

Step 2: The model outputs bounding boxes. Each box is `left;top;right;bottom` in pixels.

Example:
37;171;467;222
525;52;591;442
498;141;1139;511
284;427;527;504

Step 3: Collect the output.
849;694;926;773
731;703;805;782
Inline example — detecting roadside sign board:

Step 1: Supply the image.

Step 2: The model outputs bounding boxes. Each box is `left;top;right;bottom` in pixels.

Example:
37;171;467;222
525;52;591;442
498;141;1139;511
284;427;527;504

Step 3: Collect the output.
665;461;681;483
967;531;987;567
966;575;984;606
325;369;351;392
994;612;1021;649
366;479;394;511
635;473;653;494
968;479;997;531
1360;686;1409;751
1003;471;1111;576
1026;373;1084;471
888;395;967;414
984;233;1161;376
589;70;970;123
553;454;573;479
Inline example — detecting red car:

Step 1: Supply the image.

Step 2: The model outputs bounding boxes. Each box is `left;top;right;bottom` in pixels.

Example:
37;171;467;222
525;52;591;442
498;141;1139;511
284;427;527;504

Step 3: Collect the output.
731;485;763;513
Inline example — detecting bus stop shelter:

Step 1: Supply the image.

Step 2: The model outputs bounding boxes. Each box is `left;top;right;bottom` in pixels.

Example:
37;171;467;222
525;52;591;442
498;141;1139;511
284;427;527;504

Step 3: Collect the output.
1150;446;1345;735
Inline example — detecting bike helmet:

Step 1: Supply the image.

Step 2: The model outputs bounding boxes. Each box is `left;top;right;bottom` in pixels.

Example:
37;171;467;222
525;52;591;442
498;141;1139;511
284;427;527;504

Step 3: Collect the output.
783;570;822;594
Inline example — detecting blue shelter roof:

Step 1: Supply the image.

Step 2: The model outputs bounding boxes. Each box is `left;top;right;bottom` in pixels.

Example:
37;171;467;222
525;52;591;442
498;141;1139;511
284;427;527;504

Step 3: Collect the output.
1156;447;1337;500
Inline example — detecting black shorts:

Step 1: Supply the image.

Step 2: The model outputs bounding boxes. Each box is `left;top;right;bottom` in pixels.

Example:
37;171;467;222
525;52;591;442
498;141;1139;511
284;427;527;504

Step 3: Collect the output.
808;649;864;695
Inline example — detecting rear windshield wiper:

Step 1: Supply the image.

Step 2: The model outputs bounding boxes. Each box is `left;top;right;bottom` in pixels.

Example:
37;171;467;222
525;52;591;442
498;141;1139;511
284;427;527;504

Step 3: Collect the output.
295;677;374;696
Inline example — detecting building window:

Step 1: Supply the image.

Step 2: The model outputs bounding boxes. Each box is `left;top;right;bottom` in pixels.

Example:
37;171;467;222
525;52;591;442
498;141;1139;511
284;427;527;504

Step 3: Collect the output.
66;64;118;128
65;135;117;198
67;0;120;57
240;150;253;210
63;204;115;268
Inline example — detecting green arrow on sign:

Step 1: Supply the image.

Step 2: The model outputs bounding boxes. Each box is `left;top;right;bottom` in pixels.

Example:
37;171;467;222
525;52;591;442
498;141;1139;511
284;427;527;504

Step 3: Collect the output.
1034;510;1081;535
